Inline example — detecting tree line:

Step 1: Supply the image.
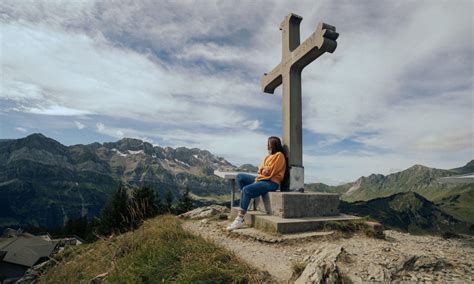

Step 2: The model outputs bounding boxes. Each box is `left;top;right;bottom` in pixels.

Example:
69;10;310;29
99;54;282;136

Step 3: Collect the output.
56;185;194;242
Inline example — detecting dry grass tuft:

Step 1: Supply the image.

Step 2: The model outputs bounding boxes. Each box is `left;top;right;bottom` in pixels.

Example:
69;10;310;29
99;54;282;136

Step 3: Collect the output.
38;215;268;283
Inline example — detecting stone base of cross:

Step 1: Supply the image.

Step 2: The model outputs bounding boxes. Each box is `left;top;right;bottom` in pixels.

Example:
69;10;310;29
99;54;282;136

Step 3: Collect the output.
288;166;304;192
261;13;338;191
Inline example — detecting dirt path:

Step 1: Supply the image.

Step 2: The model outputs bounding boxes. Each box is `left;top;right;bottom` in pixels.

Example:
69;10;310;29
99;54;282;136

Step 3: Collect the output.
183;218;474;283
182;220;295;282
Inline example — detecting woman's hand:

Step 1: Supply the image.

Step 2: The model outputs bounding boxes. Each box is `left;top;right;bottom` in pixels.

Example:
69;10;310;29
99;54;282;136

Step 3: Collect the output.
262;168;271;176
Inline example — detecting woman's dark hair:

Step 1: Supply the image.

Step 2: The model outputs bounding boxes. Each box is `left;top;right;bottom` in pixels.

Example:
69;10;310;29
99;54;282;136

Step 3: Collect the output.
268;136;284;154
268;136;290;191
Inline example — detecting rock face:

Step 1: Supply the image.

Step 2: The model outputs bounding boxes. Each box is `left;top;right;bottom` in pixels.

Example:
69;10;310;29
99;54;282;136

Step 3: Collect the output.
179;205;229;219
295;245;343;284
0;134;244;232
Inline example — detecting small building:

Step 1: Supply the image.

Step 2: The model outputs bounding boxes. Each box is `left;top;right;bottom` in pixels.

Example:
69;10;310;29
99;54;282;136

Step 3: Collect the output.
0;231;59;283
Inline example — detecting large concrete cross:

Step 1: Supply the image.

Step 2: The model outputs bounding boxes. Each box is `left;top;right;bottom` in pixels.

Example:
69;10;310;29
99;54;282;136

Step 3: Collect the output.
261;13;339;192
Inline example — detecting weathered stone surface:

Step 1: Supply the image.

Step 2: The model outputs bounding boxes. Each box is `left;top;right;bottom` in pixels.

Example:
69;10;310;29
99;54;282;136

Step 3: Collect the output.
367;262;388;281
179;205;228;219
254;192;340;218
400;255;452;272
288;166;304;192
230;208;360;234
295;244;343;284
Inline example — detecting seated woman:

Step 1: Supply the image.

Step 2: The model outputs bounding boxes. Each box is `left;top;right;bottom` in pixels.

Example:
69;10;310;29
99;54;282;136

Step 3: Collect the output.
227;136;287;231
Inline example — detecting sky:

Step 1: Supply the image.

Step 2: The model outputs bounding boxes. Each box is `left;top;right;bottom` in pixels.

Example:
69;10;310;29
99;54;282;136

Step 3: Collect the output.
1;0;473;185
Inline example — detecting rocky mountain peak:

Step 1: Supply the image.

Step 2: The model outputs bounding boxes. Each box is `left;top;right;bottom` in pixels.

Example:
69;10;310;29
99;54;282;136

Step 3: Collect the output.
103;138;155;155
6;133;67;155
406;164;430;171
359;173;385;184
451;160;474;174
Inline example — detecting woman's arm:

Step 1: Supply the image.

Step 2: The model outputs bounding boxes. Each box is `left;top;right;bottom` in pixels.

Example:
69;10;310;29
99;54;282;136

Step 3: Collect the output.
262;168;271;176
265;153;285;179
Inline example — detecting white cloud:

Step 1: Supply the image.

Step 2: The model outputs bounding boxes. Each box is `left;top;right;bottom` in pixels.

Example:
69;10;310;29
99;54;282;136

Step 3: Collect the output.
116;130;125;138
1;22;275;128
303;145;472;185
86;122;270;166
74;121;85;130
298;2;473;173
0;80;44;101
1;0;472;184
92;123;153;143
157;128;271;166
96;122;105;132
25;105;92;116
15;127;27;133
244;120;261;131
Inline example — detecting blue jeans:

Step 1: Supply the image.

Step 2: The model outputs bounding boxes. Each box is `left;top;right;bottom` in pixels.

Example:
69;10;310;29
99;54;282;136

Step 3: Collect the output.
236;173;279;213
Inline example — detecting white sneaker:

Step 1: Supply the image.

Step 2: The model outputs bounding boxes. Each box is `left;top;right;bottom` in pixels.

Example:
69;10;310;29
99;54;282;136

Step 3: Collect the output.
226;218;244;231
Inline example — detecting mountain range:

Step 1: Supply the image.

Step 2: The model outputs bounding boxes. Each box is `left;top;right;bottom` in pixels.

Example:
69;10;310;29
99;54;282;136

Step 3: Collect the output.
306;161;474;224
340;192;472;235
0;133;254;231
1;133;472;235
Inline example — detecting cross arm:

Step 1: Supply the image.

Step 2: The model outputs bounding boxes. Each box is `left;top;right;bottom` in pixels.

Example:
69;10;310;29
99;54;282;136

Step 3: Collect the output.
261;63;283;94
291;22;339;71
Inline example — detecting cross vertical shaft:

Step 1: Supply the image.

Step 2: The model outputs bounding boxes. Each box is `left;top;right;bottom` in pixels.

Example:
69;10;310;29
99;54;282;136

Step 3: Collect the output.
261;13;338;191
282;70;302;168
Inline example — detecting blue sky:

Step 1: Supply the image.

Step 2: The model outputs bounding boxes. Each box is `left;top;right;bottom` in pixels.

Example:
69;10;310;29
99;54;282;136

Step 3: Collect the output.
1;0;473;184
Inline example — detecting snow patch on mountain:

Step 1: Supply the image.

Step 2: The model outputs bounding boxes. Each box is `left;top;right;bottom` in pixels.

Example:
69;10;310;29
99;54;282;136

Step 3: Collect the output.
111;148;128;157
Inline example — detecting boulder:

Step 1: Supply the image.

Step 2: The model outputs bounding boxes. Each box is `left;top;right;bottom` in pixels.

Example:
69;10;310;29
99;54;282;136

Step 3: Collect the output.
367;262;389;281
295;244;343;284
178;205;229;219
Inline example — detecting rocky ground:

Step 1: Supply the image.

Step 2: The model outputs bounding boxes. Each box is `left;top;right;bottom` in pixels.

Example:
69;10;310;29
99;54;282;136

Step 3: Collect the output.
181;206;474;283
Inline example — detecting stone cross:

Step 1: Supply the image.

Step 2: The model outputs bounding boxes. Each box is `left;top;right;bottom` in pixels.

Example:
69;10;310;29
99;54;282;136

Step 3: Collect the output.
261;13;338;191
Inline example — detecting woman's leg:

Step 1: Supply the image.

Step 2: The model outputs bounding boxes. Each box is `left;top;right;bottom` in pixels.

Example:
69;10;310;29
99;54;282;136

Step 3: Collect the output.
239;180;279;213
234;173;257;221
236;173;256;190
228;181;278;231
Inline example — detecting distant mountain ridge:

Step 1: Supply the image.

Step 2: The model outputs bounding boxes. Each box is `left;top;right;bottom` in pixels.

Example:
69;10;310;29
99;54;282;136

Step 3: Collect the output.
0;133;251;231
340;192;473;235
2;133;472;236
307;160;474;224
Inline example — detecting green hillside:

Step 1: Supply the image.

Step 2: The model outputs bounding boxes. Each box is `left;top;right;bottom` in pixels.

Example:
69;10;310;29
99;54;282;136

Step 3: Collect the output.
307;161;474;224
342;164;457;202
38;215;266;283
340;192;473;236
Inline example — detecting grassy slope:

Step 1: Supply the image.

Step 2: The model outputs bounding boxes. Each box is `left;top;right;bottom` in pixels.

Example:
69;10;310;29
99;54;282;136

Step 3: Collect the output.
38;215;265;283
306;162;474;224
429;184;474;223
340;192;473;235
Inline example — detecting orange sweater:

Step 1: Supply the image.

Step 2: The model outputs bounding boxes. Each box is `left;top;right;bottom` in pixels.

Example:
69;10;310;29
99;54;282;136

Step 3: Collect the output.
255;152;286;184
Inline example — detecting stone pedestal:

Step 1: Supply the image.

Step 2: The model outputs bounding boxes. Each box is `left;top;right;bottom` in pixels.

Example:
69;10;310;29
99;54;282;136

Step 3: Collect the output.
230;208;360;234
229;191;359;234
254;192;339;218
